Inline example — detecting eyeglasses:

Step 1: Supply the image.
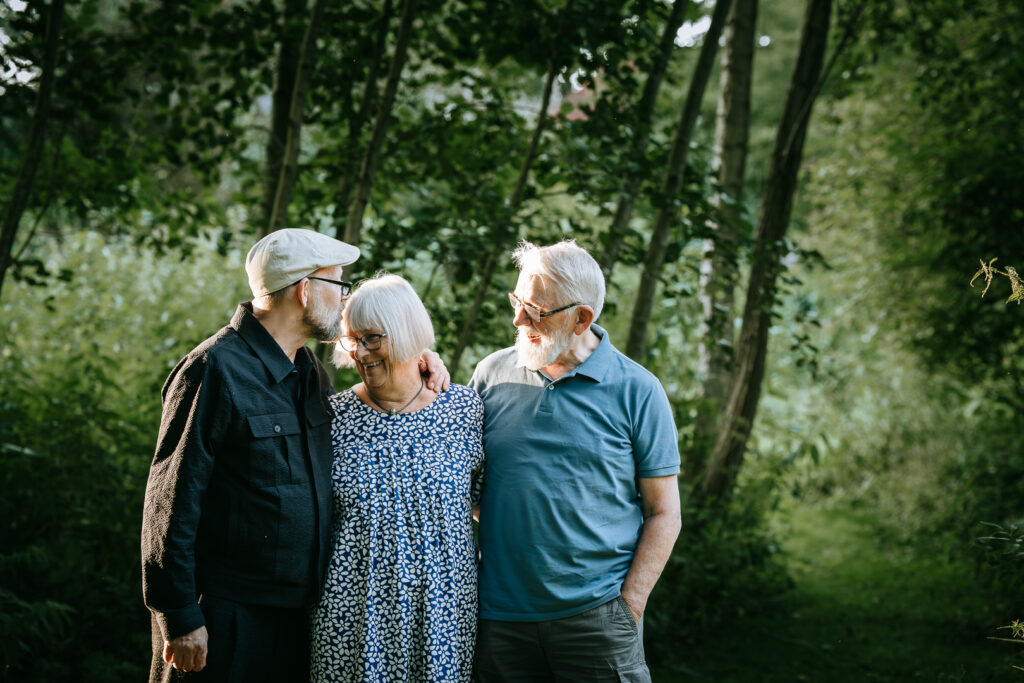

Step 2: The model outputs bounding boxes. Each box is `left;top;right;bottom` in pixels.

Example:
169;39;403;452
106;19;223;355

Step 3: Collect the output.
508;291;580;323
305;276;353;297
339;333;387;352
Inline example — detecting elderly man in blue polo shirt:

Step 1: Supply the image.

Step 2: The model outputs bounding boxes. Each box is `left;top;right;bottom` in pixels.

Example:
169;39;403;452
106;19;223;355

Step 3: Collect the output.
469;240;682;682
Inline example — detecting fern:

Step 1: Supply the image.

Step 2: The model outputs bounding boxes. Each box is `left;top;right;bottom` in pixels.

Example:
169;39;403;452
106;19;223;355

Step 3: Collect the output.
970;258;1024;304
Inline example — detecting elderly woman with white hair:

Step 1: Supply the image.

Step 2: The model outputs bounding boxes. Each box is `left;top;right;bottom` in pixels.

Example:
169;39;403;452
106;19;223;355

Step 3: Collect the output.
309;274;484;683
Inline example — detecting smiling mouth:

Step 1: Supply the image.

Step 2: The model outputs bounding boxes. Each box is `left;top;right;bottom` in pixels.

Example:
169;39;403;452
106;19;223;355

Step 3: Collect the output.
363;360;383;369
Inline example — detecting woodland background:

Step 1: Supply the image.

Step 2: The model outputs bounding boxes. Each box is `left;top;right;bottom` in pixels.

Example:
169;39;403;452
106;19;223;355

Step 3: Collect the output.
1;0;1023;680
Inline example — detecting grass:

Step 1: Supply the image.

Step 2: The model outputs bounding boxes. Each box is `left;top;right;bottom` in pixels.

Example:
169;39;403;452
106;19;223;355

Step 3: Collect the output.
652;503;1020;681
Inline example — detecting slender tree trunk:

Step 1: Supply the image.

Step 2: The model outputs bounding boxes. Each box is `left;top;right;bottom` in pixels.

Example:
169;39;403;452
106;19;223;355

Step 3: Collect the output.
333;0;393;240
0;0;65;299
344;0;418;246
689;0;757;483
699;0;832;502
625;0;735;361
265;0;328;235
260;0;306;234
447;35;565;377
598;0;691;279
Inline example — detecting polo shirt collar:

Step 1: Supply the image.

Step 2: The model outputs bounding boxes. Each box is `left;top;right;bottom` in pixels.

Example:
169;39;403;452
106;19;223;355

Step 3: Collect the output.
232;302;297;384
566;323;612;383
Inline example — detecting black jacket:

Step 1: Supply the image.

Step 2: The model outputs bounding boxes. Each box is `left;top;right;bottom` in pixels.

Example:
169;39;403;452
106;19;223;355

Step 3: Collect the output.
141;303;334;641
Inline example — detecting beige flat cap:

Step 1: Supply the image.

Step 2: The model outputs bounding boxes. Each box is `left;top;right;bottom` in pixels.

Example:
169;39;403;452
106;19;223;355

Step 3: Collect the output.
245;229;360;297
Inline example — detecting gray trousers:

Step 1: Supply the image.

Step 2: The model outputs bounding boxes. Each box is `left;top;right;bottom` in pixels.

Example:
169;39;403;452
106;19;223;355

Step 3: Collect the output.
474;596;651;682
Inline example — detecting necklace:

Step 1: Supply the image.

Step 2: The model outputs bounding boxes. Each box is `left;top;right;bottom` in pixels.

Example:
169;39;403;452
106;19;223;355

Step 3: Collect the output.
366;377;424;418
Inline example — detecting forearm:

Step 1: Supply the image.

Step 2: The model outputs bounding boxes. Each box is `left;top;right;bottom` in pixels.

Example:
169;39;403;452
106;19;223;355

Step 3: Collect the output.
143;357;218;639
620;510;681;615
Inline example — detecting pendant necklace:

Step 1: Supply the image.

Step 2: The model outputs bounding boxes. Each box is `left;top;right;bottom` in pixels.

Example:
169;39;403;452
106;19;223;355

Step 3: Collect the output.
367;377;424;418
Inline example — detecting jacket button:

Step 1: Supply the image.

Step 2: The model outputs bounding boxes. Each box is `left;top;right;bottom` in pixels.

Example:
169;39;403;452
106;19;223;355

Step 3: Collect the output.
274;424;281;433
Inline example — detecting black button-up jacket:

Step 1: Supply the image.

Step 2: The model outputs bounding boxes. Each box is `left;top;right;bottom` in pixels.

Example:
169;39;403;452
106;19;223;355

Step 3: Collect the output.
142;303;334;641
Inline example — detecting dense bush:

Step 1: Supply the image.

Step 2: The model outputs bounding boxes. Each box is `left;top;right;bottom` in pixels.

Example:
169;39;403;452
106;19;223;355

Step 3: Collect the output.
645;477;792;669
0;233;247;681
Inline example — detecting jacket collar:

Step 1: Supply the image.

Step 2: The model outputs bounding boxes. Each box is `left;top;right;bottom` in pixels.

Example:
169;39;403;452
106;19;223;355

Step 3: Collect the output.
231;302;300;384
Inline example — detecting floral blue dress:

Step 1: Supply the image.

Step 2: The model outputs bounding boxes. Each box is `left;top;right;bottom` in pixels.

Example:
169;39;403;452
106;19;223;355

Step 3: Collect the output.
310;384;485;683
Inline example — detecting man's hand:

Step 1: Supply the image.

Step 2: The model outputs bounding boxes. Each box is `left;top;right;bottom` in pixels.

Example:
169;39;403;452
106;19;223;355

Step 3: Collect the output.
620;590;644;625
163;625;208;673
419;350;451;392
618;475;681;627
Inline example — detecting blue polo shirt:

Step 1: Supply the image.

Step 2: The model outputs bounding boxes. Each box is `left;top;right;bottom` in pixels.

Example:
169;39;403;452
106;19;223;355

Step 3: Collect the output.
468;324;680;621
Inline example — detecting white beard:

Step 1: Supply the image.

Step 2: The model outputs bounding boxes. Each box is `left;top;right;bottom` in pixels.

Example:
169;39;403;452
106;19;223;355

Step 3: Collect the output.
514;322;574;371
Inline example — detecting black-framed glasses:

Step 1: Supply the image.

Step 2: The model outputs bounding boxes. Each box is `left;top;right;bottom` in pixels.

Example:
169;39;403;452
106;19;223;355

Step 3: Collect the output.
339;333;387;352
305;276;354;297
508;291;580;323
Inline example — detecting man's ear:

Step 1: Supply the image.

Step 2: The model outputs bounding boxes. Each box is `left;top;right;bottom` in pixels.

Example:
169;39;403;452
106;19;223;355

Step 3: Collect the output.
574;306;595;334
295;278;310;308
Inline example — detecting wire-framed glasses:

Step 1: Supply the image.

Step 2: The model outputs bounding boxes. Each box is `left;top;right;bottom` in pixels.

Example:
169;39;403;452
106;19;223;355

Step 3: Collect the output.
306;276;354;297
507;291;580;323
339;333;387;352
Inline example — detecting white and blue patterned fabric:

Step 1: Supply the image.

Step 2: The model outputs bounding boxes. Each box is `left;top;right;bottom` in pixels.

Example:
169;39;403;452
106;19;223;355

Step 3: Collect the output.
310;384;485;683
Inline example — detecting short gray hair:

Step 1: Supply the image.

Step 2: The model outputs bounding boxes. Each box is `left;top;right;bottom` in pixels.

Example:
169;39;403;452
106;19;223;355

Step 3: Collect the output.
512;240;605;321
334;273;435;367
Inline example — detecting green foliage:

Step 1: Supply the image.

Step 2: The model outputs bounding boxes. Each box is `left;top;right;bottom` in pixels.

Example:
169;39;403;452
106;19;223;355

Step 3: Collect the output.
645;476;792;669
0;233;247;680
975;523;1024;597
3;0;1019;676
988;618;1024;674
783;0;1024;578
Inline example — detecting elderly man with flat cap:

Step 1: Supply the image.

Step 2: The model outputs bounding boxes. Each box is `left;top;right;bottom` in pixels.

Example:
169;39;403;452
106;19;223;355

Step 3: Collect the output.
141;229;448;682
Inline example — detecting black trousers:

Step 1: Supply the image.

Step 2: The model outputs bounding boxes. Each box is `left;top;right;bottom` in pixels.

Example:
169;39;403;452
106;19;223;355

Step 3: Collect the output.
150;595;310;683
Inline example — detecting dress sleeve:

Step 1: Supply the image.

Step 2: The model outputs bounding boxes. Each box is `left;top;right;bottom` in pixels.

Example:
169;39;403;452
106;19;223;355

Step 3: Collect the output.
466;389;486;506
141;351;226;641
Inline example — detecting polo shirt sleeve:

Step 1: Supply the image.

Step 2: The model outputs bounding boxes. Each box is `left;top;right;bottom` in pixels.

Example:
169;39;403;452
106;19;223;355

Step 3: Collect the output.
467;362;485;395
141;351;227;641
631;377;681;479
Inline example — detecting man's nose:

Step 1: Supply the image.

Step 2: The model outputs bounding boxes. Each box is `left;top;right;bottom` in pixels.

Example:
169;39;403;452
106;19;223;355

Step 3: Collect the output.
513;305;531;327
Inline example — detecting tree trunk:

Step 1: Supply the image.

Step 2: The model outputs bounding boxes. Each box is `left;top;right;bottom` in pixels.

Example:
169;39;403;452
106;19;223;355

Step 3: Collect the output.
689;0;757;484
260;0;306;235
0;0;65;299
625;0;735;362
344;0;418;246
333;0;393;241
699;0;832;502
446;38;565;377
598;0;691;279
265;0;328;235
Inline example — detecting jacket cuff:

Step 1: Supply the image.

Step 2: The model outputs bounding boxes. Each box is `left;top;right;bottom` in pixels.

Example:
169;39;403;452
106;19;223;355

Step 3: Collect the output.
153;604;206;641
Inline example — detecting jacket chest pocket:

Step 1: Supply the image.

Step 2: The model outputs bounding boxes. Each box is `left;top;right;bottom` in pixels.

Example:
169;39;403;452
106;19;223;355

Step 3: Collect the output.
246;412;302;487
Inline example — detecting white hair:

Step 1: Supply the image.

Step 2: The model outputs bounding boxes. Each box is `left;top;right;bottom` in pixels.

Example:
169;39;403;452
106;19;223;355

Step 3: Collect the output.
333;273;435;367
512;239;605;321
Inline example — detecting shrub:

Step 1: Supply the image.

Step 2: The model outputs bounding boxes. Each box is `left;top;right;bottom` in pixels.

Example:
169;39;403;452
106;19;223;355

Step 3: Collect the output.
0;232;247;680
